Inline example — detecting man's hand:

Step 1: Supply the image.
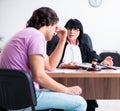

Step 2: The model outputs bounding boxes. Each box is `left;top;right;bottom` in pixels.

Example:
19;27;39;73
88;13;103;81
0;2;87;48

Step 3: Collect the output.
66;86;82;95
55;27;67;41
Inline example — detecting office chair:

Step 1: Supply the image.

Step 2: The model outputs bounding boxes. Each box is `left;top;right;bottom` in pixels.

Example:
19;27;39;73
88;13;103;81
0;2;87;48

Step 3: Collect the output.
47;35;59;55
0;68;37;111
0;68;61;111
99;51;120;67
82;33;93;50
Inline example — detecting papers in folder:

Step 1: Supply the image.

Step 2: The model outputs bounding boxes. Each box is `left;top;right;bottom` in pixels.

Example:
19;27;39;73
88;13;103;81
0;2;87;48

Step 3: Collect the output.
76;63;119;70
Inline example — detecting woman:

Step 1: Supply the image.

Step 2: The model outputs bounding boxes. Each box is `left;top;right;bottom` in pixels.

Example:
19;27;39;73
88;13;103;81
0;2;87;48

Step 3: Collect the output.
47;18;113;111
59;19;113;69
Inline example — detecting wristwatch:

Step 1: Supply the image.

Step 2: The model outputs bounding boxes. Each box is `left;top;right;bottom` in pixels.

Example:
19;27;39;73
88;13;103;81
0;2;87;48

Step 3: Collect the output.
88;0;102;8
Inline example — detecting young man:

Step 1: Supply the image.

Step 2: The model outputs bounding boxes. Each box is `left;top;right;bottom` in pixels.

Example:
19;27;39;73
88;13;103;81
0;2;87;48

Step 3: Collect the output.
0;7;87;111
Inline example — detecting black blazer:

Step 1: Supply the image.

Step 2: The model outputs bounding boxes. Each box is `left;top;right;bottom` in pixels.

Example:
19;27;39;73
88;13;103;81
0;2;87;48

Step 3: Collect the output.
47;35;102;67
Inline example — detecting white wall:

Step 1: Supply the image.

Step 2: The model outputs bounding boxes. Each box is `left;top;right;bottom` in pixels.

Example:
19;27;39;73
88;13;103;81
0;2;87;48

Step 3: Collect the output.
0;0;120;54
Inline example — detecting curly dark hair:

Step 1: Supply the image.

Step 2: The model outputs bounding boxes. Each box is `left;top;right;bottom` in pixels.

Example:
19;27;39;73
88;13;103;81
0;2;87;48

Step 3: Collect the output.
26;7;59;29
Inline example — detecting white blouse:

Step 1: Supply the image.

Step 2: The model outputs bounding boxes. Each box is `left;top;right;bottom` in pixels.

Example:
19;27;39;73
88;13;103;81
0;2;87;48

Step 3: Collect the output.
62;43;82;64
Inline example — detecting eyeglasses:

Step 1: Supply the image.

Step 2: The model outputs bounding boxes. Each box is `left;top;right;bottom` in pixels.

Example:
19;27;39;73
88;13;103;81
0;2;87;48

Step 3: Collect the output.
67;28;80;32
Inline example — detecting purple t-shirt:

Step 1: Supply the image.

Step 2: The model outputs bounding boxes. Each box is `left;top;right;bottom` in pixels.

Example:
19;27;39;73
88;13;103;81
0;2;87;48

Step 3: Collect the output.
0;27;46;89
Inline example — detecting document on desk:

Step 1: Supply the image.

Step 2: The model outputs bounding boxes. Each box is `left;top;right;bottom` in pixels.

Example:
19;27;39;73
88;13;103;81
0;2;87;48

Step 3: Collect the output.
76;63;120;70
46;69;77;74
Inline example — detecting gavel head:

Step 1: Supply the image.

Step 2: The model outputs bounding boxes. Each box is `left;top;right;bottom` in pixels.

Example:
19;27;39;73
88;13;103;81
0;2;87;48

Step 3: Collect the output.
91;58;98;68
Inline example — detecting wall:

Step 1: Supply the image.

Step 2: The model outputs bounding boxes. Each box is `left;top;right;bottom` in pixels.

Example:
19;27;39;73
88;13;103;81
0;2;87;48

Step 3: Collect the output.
0;0;120;54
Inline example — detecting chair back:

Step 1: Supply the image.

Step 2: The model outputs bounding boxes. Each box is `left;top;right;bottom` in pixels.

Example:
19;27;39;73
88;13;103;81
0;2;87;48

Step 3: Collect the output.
47;35;59;55
0;68;37;111
82;33;93;50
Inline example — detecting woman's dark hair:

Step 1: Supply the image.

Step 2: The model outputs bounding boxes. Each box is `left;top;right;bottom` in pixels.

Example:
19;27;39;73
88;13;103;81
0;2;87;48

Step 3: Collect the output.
64;18;84;43
26;7;59;29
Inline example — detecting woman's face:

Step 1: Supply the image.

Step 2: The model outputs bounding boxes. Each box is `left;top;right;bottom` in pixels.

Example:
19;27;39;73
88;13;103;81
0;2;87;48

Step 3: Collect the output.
67;28;80;43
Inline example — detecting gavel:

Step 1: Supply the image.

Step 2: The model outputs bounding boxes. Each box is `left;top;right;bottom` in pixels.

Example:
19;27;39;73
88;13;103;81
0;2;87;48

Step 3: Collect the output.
87;58;101;71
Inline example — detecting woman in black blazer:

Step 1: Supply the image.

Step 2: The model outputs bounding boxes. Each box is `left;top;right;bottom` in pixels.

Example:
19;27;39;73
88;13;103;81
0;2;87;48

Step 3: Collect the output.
47;18;113;111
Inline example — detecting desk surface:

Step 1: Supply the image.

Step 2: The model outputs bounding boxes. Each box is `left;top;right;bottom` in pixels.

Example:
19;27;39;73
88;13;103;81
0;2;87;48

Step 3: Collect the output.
48;69;120;78
47;69;120;99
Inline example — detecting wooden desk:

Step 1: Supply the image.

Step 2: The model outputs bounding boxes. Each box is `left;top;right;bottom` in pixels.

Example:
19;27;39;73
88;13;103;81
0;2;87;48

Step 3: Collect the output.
47;69;120;99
